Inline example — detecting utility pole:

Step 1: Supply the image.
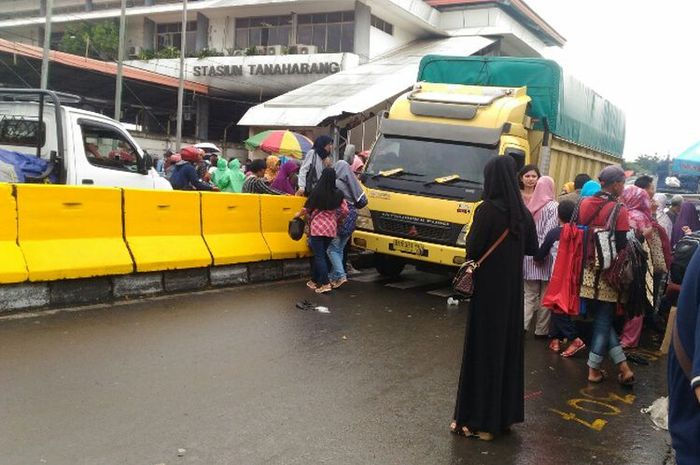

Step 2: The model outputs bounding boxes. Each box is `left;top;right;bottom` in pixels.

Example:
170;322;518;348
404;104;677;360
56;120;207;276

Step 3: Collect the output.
40;0;53;89
113;0;127;121
175;0;188;151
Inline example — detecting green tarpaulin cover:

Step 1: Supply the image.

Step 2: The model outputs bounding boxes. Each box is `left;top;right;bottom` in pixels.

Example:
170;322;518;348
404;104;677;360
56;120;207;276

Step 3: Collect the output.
417;56;625;157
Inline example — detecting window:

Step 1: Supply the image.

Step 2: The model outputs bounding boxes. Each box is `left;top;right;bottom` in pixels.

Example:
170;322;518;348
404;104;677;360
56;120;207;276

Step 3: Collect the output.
80;122;140;173
156;21;197;53
235;15;292;49
296;11;354;53
0;117;45;147
371;15;394;35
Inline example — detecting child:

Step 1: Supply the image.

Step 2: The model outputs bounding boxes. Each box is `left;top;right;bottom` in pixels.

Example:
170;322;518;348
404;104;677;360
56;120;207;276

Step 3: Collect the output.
534;200;587;357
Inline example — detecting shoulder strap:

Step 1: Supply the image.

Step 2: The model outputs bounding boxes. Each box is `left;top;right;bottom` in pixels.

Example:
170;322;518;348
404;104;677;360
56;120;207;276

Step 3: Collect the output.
673;319;693;380
580;199;612;227
476;229;509;266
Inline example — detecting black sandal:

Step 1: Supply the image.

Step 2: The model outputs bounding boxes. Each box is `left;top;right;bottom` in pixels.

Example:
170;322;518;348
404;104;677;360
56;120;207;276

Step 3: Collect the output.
588;369;607;384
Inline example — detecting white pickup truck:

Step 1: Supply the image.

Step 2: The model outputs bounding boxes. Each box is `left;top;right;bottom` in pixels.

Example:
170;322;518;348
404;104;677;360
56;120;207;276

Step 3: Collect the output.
0;89;171;189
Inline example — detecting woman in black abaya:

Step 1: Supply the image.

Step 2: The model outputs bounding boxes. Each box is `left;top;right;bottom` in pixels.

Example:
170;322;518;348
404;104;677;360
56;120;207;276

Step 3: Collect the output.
450;156;537;440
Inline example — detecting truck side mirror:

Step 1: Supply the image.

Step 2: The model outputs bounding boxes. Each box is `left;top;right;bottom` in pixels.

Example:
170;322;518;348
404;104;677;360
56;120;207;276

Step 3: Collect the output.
139;151;154;174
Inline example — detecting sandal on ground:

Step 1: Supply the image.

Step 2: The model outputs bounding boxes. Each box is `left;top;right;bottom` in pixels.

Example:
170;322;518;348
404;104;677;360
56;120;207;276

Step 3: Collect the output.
588;369;607;384
449;421;494;441
315;284;332;294
548;339;561;352
618;372;636;387
306;281;317;290
296;300;315;311
331;277;348;289
561;338;586;358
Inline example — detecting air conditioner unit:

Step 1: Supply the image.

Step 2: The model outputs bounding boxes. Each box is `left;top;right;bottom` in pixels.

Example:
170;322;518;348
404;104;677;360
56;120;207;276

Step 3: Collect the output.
297;44;318;55
231;49;246;56
127;46;141;59
265;45;284;55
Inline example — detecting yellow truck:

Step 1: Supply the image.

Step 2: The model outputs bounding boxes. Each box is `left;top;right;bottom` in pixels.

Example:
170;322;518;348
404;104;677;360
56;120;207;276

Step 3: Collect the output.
352;56;625;276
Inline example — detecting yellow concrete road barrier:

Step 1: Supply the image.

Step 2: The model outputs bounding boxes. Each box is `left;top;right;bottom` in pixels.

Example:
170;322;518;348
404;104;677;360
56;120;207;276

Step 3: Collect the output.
16;184;133;281
0;184;28;283
260;195;311;260
201;193;271;265
123;189;212;272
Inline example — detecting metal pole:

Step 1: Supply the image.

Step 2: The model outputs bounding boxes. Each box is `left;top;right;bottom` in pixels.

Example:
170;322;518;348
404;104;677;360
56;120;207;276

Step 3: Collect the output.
175;0;188;151
40;0;53;89
113;0;127;121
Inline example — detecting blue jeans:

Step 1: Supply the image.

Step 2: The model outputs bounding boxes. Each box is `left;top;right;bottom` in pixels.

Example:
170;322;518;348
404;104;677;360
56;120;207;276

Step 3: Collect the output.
309;236;333;286
584;298;626;370
327;234;351;281
550;313;578;340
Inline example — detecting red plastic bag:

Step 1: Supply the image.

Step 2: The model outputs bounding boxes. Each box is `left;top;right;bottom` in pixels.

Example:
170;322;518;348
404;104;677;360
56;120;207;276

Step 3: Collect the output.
542;223;583;315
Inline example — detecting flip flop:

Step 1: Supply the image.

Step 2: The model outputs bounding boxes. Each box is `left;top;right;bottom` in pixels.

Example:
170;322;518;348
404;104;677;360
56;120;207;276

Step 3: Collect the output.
295;300;315;311
588;369;607;384
618;373;636;387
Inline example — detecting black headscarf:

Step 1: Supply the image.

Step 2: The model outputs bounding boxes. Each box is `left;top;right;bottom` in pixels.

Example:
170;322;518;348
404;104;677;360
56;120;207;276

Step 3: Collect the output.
312;135;333;160
305;167;344;211
482;156;530;237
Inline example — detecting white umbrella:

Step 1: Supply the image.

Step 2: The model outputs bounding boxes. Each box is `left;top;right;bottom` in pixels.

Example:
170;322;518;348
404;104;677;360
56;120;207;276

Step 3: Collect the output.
195;142;222;154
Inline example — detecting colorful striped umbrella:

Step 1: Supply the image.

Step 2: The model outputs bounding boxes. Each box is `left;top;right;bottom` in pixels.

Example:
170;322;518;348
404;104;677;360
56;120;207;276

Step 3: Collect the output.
244;130;313;159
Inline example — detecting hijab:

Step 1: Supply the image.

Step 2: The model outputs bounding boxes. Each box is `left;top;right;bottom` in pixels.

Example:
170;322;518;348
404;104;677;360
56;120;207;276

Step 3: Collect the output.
620;185;653;232
312;135;333;160
335;160;365;205
264;155;280;183
527;176;556;220
580;180;601;198
561;181;575;194
351;154;365;173
482;156;530;237
270;160;299;195
305;167;344;211
228;159;246;193
671;202;700;247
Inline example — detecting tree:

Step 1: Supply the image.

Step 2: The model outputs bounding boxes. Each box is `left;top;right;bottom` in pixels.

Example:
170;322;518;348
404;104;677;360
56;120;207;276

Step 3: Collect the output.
623;154;663;175
58;21;119;61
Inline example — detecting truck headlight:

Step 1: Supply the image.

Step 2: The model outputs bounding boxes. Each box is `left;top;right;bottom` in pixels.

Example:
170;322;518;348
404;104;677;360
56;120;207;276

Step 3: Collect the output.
456;224;469;246
355;207;374;231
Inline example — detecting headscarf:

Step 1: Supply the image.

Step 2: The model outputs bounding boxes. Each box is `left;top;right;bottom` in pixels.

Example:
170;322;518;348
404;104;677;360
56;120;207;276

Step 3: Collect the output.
211;157;232;192
482;156;530;237
671;202;700;247
620;185;653;232
270;160;299;195
228;159;246;193
335;160;365;205
561;181;575;194
264;155;280;183
305;167;344;211
351;154;365;174
312;135;333;160
580;180;601;198
526;175;556;220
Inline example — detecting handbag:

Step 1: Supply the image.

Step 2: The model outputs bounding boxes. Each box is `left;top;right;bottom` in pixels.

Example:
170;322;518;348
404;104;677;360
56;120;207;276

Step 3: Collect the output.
452;229;509;298
304;151;319;196
593;202;622;270
288;217;305;241
542;223;584;315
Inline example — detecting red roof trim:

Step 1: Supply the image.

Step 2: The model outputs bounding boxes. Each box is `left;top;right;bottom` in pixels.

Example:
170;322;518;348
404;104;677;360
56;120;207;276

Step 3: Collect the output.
0;38;209;94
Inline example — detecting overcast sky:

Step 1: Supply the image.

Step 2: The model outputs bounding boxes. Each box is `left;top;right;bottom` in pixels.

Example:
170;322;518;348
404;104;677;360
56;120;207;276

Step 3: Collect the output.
524;0;700;160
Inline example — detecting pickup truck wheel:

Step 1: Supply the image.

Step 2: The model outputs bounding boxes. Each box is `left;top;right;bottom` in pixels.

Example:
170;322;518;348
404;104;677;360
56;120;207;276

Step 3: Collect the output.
375;254;405;277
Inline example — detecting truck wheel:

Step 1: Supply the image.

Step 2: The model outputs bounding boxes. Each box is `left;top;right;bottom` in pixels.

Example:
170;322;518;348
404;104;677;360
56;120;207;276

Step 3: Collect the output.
375;254;405;277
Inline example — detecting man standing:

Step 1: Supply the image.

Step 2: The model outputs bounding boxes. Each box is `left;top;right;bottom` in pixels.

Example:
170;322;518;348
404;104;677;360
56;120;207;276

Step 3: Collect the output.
669;195;684;225
242;159;282;195
668;247;700;465
559;173;591;204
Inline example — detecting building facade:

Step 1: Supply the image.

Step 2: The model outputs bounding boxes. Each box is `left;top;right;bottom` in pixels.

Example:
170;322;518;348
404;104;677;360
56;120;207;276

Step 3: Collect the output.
0;0;564;153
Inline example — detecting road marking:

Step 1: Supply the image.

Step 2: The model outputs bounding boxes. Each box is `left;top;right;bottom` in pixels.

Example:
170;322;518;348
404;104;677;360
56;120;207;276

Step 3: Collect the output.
549;408;608;431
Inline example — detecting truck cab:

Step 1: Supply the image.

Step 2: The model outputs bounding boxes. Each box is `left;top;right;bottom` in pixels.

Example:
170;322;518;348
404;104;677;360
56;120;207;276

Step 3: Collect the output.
0;89;170;189
354;82;531;276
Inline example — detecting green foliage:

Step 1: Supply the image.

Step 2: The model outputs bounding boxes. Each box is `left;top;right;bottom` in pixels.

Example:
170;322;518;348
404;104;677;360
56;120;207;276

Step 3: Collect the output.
156;46;181;59
58;20;119;60
137;48;157;60
195;48;225;59
623;154;664;175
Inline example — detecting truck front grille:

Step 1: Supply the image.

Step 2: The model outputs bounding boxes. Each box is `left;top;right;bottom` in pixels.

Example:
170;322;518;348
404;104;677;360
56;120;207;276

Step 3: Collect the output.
372;212;462;246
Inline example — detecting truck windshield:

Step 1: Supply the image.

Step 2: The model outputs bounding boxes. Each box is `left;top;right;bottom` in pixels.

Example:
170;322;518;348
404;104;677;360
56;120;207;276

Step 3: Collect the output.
363;135;497;200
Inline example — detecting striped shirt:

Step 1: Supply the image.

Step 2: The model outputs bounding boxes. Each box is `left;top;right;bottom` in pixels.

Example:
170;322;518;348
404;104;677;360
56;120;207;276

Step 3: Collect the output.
523;200;559;281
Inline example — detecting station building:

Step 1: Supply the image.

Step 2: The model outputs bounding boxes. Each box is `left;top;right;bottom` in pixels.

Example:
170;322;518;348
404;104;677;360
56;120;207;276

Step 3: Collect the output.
0;0;565;156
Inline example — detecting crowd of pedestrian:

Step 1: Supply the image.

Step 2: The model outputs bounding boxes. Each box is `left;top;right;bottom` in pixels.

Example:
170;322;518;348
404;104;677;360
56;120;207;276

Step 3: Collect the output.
452;158;700;453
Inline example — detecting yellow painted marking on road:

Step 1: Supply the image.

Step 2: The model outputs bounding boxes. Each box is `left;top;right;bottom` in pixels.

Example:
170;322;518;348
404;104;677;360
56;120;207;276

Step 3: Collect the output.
579;387;635;405
567;399;621;416
549;408;608;432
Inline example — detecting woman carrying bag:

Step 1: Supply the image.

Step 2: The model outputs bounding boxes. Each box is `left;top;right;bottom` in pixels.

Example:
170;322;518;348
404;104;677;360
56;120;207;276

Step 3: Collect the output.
450;156;537;441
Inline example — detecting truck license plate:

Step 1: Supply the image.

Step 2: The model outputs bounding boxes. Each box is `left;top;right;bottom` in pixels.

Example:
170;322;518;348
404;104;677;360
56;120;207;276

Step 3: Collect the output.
391;239;428;257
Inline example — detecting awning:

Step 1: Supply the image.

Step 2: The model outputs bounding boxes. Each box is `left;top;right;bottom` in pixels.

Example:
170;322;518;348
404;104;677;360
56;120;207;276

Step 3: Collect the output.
0;38;208;94
239;36;494;128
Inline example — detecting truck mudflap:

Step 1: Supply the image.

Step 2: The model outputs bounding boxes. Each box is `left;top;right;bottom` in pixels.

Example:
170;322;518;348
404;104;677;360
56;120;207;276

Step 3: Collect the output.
352;230;466;267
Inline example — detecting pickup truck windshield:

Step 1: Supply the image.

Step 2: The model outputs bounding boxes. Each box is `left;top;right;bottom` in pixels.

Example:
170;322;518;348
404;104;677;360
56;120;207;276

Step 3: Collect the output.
363;135;497;200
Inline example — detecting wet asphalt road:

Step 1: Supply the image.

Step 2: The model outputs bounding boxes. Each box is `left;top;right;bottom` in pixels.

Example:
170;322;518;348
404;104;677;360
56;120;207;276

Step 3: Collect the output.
0;270;672;465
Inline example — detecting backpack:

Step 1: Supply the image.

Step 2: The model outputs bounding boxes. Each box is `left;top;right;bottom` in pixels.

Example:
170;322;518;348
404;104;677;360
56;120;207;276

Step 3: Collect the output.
670;231;700;284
